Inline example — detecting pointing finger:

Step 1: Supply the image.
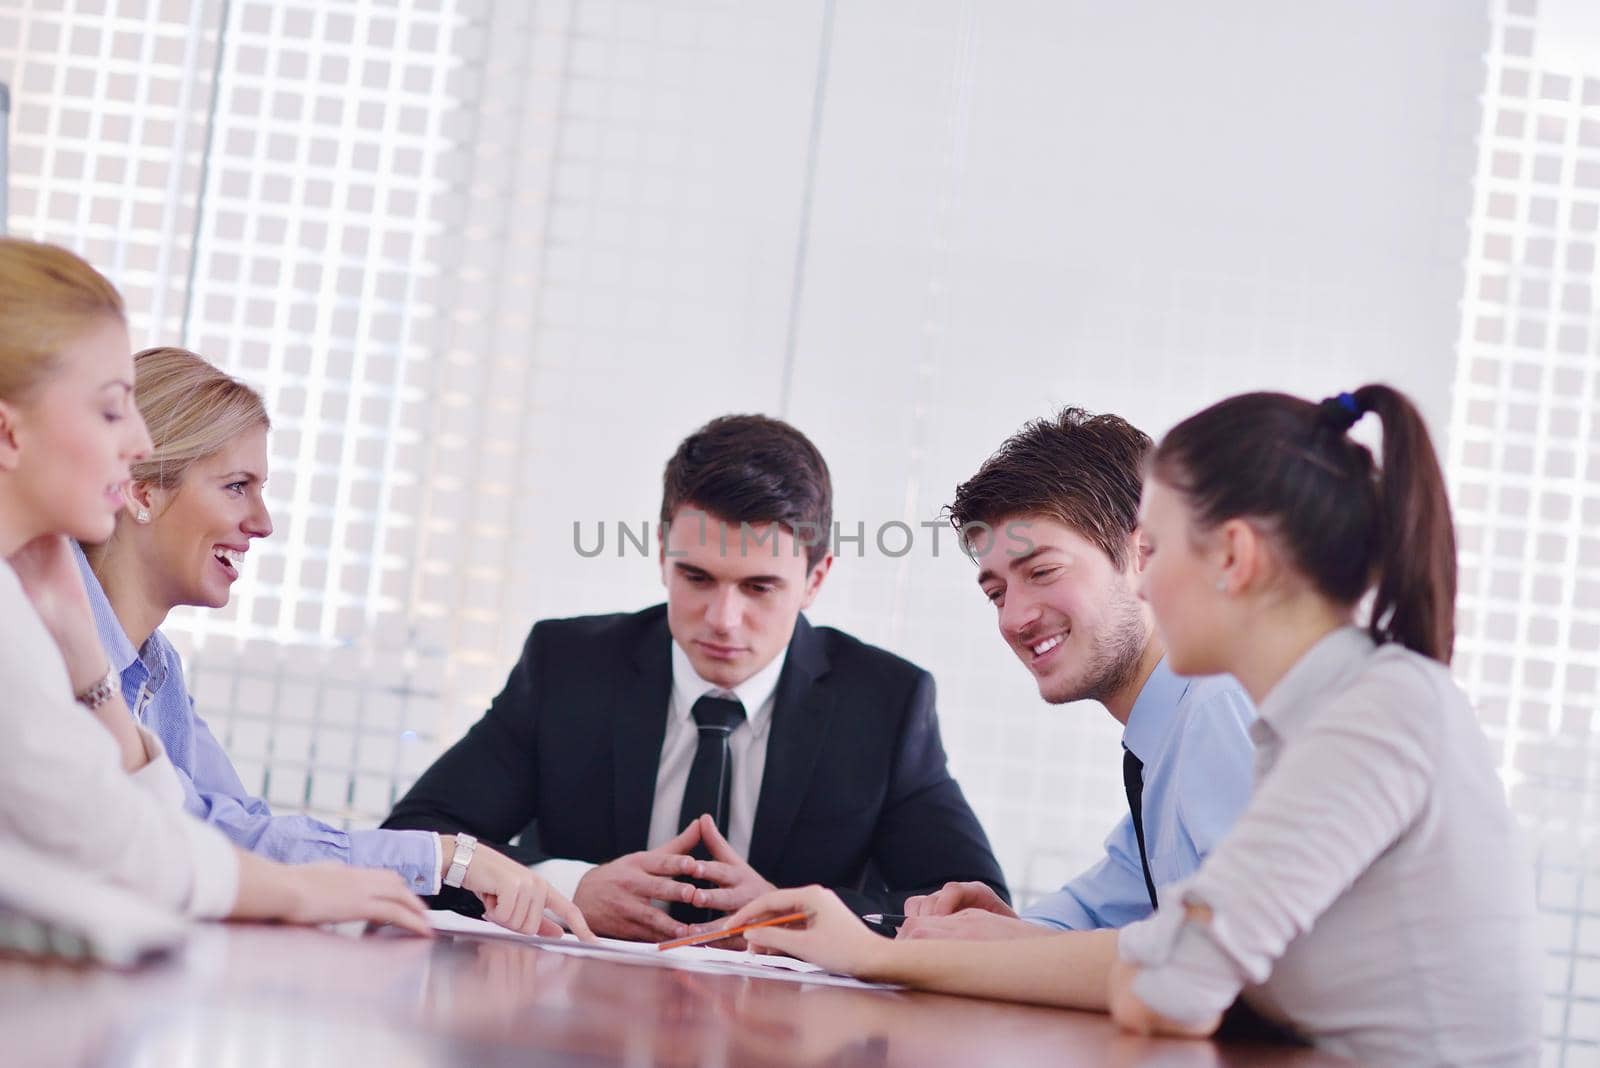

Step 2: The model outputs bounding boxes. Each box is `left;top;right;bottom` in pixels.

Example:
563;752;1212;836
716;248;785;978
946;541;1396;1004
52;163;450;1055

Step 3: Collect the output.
547;888;595;942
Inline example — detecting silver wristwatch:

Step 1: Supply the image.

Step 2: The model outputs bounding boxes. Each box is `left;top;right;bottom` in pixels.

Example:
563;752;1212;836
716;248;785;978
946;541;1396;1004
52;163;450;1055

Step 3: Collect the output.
443;833;478;888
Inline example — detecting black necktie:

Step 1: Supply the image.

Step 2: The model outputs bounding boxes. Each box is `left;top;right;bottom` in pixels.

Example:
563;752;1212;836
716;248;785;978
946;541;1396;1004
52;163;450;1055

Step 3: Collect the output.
669;694;746;925
1123;747;1160;910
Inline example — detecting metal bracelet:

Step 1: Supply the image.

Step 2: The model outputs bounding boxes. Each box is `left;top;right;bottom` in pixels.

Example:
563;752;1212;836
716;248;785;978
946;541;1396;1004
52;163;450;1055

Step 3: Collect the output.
75;668;116;710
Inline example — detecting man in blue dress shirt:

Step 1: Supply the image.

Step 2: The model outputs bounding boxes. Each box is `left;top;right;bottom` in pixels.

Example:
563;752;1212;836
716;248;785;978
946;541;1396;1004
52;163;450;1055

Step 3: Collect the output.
899;407;1257;939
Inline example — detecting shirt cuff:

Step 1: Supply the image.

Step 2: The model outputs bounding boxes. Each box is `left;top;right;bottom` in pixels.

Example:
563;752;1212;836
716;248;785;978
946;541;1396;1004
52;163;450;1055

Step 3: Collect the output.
533;858;596;901
1119;903;1248;1026
347;828;442;896
114;727;237;916
1019;890;1095;931
173;820;241;919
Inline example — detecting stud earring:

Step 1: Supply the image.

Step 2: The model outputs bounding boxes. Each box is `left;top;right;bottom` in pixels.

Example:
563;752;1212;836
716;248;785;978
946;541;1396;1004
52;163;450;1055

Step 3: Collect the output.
1214;577;1227;593
135;508;150;523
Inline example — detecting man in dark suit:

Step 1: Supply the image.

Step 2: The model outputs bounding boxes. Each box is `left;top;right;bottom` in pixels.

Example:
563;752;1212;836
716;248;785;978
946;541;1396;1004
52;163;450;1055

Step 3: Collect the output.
385;414;1005;941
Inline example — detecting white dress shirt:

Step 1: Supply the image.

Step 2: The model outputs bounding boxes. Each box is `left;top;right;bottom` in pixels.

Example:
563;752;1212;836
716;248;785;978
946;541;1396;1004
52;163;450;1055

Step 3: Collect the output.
534;640;788;899
1118;626;1540;1067
0;559;239;918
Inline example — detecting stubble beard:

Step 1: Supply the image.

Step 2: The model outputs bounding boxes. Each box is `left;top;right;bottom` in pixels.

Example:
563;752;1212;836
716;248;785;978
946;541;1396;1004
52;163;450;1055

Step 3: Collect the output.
1040;582;1149;706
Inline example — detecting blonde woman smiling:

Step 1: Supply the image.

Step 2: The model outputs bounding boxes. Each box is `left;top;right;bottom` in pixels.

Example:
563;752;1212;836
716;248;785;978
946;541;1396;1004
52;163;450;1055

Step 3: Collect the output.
77;346;588;938
0;236;424;931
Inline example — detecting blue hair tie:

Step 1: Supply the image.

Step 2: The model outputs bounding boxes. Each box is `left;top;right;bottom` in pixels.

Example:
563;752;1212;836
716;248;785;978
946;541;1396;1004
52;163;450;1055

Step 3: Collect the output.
1317;391;1364;433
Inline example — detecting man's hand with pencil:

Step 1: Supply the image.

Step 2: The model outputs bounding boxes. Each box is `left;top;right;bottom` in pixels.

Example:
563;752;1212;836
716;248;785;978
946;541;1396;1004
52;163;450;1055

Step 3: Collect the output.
701;886;894;977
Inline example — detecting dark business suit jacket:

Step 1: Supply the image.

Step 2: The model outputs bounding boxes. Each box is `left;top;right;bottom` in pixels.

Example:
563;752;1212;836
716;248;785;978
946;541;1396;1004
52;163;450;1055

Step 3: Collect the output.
383;604;1007;916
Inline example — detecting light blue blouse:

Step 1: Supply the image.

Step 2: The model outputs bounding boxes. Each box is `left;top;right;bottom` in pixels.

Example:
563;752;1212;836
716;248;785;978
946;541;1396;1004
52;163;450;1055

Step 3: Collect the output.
74;542;439;895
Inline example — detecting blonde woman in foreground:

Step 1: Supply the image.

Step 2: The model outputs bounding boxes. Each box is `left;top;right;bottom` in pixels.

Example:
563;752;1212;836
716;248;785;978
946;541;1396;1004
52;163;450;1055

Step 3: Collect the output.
723;385;1540;1067
0;236;419;931
75;345;588;937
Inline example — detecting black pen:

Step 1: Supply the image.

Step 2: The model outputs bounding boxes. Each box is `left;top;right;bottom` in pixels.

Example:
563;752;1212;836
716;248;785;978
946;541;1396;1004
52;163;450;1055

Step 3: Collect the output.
860;913;907;935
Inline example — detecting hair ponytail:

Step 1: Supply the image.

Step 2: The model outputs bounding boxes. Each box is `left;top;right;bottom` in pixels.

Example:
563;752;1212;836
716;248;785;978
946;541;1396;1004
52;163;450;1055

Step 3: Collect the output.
1349;385;1456;662
1152;383;1457;665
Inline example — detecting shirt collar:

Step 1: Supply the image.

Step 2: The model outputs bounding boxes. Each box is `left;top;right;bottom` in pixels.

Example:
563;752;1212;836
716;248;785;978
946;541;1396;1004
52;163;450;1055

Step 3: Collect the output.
1121;656;1190;763
669;639;788;735
1254;625;1375;740
72;540;142;677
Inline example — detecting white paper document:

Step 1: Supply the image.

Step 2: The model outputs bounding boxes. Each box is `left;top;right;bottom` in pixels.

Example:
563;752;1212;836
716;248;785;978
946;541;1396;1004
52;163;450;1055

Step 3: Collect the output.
424;910;899;991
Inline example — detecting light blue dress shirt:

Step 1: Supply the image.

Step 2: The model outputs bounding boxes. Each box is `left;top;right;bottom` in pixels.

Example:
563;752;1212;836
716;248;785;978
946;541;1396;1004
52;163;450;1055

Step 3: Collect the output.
1021;657;1255;931
74;543;440;895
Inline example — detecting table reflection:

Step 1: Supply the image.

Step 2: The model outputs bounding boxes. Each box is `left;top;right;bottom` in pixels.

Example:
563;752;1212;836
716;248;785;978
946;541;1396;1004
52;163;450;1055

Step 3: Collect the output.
0;922;1345;1068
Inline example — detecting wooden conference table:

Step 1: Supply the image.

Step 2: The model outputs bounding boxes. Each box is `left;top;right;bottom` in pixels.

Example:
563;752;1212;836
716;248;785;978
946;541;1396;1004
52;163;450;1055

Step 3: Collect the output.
0;921;1352;1067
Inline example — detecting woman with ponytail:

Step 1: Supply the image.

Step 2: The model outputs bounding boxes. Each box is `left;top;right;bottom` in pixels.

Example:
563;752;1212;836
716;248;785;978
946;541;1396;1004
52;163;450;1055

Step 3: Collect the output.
712;384;1540;1067
1107;384;1538;1063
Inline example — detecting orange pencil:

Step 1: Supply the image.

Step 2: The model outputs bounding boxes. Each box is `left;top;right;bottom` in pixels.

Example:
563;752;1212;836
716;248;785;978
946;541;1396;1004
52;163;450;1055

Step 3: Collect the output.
656;911;808;951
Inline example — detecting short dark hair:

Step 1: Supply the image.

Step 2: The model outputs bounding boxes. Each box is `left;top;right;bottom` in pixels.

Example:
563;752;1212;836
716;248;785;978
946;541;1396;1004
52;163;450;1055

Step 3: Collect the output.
947;408;1152;569
661;414;833;568
1152;385;1456;663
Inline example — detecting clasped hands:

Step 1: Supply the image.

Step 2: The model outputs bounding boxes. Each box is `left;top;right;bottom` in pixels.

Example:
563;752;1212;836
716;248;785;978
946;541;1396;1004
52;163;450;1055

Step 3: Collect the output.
573;813;775;942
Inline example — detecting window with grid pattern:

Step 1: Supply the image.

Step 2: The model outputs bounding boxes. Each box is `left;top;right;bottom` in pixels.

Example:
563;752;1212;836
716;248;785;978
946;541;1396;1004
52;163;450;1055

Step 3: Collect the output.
171;0;464;820
0;0;469;823
1450;2;1600;1060
0;0;221;340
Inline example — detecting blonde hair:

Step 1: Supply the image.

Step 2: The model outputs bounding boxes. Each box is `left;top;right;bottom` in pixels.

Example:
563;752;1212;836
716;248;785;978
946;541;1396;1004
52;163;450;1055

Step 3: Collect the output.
0;237;126;401
130;347;270;489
